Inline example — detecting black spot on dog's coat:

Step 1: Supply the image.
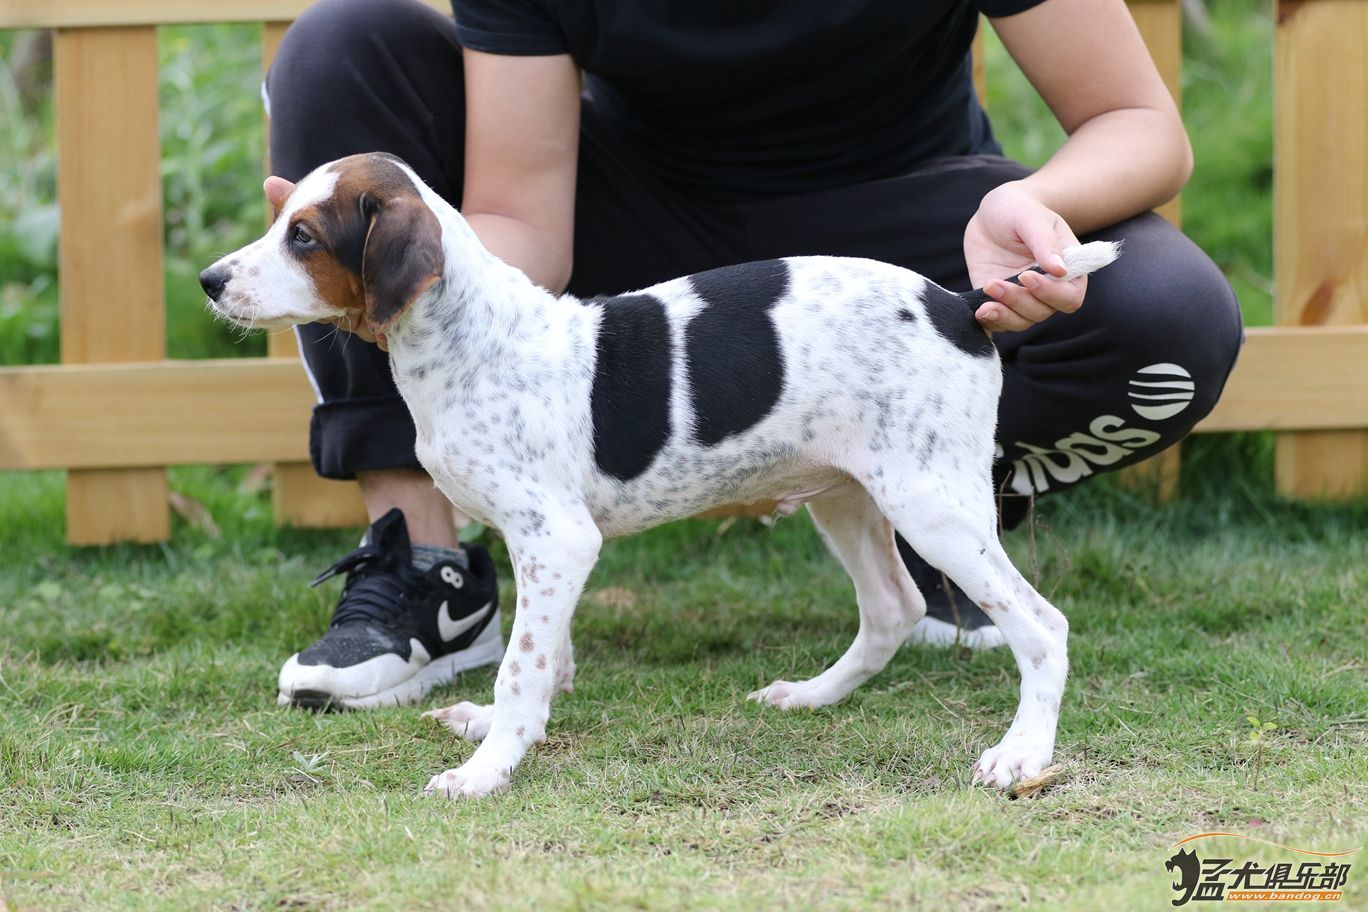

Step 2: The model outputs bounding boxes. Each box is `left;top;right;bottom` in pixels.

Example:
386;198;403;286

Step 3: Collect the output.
589;294;672;480
898;308;918;323
921;283;996;358
686;260;789;446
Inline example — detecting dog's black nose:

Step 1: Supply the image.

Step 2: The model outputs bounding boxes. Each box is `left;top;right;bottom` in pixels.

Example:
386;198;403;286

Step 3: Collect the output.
199;266;229;301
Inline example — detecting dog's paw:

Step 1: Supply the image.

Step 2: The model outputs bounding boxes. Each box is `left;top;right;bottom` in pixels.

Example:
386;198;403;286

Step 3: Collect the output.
747;679;829;710
423;762;511;799
972;736;1053;790
422;701;494;742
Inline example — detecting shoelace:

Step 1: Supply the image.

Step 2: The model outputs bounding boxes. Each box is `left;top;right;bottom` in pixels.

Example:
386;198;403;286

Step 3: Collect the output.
311;543;425;628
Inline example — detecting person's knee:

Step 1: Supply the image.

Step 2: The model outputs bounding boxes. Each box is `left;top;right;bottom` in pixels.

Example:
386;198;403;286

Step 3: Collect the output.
267;0;445;110
1086;215;1244;423
1173;253;1242;422
266;0;463;182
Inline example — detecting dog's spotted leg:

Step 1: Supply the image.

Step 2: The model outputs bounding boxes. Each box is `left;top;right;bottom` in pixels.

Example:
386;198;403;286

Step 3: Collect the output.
966;572;1068;789
749;486;924;709
873;481;1068;789
425;500;601;799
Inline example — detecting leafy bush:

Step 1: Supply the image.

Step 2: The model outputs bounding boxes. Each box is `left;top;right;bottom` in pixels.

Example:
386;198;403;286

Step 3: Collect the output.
159;24;267;359
0;25;268;364
2;9;1277;362
0;30;59;365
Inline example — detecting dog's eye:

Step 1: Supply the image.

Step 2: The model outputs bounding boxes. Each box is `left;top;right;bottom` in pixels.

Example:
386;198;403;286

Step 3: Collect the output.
291;225;317;247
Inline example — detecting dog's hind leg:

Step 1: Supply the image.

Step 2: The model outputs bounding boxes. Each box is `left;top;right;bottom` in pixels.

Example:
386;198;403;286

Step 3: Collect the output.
870;479;1069;788
749;486;925;710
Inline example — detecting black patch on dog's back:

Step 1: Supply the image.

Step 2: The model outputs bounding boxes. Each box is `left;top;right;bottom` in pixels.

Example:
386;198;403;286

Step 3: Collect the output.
921;283;996;357
590;294;673;481
686;260;789;446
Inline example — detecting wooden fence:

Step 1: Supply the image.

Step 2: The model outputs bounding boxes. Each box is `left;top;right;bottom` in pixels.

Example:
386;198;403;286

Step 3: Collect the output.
0;0;1365;544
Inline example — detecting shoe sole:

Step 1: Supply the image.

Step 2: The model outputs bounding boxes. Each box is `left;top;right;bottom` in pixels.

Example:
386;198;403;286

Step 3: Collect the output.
279;613;505;711
904;615;1006;651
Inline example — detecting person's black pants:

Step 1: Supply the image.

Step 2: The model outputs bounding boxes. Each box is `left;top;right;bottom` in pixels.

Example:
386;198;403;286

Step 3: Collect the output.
267;0;1244;523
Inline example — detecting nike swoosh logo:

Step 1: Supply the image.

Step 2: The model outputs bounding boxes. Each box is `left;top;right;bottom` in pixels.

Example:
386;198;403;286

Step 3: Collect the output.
438;600;494;642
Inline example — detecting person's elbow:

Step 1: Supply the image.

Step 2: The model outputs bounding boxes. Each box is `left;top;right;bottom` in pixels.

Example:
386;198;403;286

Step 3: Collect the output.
544;253;574;295
464;209;575;294
536;232;575;294
1163;109;1195;201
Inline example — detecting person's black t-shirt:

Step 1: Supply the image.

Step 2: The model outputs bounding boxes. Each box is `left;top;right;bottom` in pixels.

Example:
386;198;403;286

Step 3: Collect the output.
451;0;1046;201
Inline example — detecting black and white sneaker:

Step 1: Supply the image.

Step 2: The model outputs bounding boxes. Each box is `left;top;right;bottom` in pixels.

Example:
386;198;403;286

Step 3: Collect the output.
278;508;503;710
897;535;1006;651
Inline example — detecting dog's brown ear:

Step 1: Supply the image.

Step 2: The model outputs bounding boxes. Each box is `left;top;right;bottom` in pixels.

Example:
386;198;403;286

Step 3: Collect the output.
360;191;445;334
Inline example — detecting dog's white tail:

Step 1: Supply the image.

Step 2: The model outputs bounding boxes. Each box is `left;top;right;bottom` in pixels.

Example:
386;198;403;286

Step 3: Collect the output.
1059;240;1122;280
958;240;1122;312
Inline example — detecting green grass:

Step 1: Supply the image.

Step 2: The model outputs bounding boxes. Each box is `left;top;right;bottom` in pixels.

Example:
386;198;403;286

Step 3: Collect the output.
1;466;1364;910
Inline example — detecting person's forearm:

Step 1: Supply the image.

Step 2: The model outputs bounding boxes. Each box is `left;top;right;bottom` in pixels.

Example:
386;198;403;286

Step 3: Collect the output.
1014;106;1192;235
465;211;573;294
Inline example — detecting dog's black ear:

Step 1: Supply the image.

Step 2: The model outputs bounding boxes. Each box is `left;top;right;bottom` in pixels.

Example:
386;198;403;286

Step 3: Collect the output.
360;191;444;334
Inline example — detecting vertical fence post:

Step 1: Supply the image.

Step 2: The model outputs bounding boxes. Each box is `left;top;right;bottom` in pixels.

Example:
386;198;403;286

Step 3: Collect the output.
55;26;170;544
1274;0;1368;497
261;21;369;529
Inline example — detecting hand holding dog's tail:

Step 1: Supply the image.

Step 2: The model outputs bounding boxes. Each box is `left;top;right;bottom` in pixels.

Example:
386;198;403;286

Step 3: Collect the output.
961;240;1122;311
1056;241;1122;280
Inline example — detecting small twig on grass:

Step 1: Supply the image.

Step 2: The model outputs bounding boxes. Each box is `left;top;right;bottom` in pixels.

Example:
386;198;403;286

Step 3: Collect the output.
1312;718;1368;745
1008;764;1065;799
928;692;963;721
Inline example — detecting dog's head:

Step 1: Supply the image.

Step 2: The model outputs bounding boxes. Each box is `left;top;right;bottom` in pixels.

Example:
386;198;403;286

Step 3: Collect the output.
200;152;444;346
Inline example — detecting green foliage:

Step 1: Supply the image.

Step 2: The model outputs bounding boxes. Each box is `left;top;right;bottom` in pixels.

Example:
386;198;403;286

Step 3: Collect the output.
158;24;267;360
0;25;267;364
0;31;59;365
3;6;1278;364
1179;0;1276;327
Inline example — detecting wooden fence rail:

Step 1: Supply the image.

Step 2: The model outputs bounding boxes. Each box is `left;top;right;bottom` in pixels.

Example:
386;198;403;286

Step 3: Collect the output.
0;0;1365;544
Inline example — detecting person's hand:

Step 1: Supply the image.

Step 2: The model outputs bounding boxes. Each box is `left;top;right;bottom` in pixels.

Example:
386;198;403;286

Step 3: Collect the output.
264;175;294;216
963;181;1086;333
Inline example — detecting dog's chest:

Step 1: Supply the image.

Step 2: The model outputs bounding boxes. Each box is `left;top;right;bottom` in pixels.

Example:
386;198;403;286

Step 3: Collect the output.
390;309;598;509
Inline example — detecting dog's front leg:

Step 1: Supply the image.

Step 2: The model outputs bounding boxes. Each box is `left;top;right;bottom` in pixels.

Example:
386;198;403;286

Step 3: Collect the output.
424;503;601;799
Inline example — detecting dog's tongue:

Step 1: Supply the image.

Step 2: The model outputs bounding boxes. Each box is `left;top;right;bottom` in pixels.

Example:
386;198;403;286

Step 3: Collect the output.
375;331;389;352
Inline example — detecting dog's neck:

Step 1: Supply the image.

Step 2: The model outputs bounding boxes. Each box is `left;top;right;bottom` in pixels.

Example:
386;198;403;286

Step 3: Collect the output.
383;199;594;400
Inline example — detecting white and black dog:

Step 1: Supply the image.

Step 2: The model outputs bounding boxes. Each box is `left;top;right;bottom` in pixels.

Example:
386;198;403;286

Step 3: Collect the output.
201;152;1119;798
